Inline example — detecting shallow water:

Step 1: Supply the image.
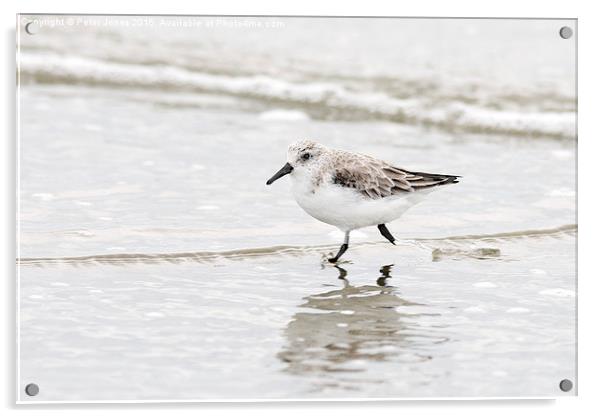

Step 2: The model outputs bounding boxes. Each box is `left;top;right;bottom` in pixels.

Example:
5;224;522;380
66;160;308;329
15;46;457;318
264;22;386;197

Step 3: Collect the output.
17;16;576;401
19;228;576;400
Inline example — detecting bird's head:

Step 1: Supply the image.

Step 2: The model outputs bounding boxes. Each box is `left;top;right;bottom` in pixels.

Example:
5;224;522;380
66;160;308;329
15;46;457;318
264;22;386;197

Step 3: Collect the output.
266;140;327;185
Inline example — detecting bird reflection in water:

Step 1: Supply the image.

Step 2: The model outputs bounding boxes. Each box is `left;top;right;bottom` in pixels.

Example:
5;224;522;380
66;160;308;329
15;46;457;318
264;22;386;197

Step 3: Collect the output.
278;264;447;392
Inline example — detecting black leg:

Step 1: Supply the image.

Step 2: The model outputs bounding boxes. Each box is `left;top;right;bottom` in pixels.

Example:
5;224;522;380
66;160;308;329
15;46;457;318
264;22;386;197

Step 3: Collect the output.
328;231;350;263
377;224;396;245
328;244;348;263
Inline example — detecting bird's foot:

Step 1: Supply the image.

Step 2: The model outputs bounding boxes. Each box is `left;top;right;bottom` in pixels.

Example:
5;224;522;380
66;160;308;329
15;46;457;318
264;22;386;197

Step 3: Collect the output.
322;252;339;263
321;253;350;265
327;243;349;264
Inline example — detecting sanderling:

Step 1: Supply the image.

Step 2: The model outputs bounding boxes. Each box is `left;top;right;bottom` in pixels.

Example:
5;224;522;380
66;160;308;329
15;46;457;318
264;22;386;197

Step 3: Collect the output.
266;140;460;263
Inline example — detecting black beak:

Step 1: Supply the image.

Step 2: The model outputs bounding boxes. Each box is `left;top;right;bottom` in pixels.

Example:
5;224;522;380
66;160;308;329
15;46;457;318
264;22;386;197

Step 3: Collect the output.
266;162;293;185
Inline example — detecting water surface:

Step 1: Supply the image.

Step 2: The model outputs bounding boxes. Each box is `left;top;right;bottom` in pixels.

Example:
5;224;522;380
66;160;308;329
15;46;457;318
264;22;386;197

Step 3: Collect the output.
17;16;576;401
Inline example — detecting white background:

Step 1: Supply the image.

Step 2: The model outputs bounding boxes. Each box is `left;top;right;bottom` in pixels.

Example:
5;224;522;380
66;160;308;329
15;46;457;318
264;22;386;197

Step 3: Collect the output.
2;0;600;417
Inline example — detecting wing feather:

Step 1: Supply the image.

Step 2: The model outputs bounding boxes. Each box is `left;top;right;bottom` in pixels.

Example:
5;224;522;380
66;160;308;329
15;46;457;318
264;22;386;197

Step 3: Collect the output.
331;152;459;200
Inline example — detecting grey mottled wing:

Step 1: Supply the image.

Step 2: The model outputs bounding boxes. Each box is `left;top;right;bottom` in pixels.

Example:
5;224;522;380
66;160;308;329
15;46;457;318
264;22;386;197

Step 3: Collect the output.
332;153;459;200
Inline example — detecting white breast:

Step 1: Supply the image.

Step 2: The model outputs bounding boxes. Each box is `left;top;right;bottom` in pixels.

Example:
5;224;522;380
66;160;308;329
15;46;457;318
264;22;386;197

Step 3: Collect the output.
291;177;428;232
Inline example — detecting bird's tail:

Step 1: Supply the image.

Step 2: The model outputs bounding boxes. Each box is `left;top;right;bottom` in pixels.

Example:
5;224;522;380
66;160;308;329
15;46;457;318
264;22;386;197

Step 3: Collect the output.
401;169;461;189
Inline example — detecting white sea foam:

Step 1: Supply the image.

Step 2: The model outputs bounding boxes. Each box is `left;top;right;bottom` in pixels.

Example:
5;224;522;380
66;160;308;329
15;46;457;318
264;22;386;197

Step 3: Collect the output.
196;205;220;211
473;282;498;288
19;52;576;139
539;288;575;298
506;307;531;314
32;192;55;201
547;188;576;197
259;109;310;121
464;306;486;313
74;200;92;206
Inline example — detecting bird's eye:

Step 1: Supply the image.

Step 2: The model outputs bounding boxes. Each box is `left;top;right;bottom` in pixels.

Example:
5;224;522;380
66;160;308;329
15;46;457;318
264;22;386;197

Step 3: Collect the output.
301;153;311;161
